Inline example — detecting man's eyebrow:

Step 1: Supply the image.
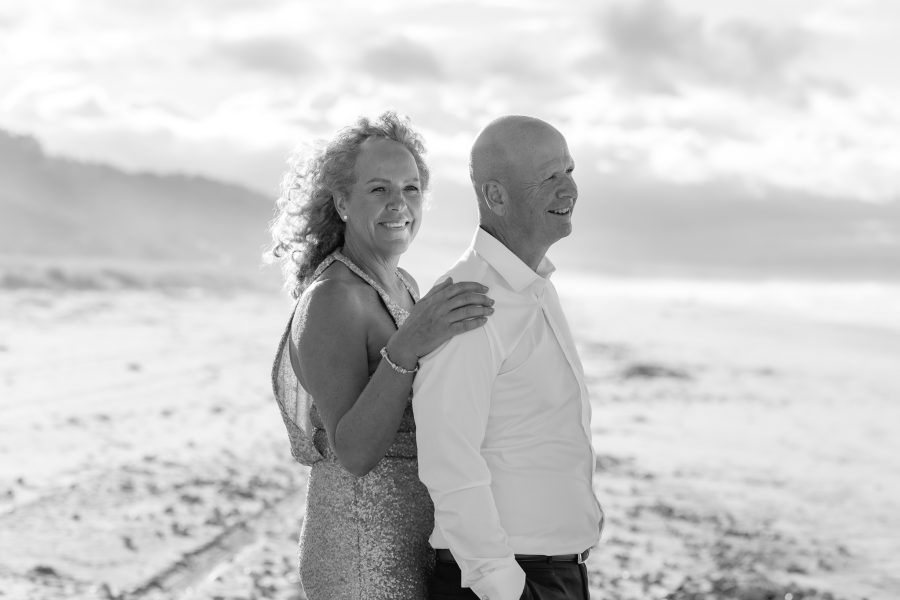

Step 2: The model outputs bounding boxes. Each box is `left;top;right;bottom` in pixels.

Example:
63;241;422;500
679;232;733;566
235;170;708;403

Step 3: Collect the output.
536;158;574;173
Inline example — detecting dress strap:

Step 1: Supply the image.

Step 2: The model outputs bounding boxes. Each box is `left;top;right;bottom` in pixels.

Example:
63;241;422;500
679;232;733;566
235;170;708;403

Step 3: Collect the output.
309;253;338;282
396;269;420;303
314;251;416;327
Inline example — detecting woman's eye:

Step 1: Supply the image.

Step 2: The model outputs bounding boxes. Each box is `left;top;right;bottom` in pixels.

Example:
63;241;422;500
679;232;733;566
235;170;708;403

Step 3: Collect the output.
404;186;420;193
371;186;386;193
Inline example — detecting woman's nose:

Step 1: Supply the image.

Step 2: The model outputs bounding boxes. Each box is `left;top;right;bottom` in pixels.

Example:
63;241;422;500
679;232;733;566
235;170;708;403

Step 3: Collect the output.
387;189;405;210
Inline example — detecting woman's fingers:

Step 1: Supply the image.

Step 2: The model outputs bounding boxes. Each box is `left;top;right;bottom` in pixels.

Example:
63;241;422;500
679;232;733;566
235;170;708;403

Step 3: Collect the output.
446;303;494;324
449;316;489;333
407;280;493;352
445;291;493;311
445;281;489;298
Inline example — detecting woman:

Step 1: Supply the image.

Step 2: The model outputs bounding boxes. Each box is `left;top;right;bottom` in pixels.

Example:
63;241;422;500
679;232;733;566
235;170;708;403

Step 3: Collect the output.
267;111;493;600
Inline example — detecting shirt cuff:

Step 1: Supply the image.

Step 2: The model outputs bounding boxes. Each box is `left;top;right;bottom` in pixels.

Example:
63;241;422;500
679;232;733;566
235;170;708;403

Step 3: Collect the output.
466;560;526;600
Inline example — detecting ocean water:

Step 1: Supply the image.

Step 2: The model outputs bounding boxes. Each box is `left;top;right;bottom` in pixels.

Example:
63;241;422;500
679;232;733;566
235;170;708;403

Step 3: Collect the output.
555;273;900;333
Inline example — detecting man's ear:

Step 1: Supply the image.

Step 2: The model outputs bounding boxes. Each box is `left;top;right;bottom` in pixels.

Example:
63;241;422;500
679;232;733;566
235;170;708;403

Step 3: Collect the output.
482;180;508;217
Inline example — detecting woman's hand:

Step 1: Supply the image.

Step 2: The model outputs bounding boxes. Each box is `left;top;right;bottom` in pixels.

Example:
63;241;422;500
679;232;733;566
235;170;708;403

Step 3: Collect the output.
386;278;493;370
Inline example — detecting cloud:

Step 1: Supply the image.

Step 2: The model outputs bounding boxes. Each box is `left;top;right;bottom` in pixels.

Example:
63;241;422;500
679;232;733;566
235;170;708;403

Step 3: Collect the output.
4;0;900;216
567;87;900;204
485;57;548;83
64;97;108;120
213;36;319;77
802;0;899;37
358;37;444;82
0;14;18;31
588;0;816;98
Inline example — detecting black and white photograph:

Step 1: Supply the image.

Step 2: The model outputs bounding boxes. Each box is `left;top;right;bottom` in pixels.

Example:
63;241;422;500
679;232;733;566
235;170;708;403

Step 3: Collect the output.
1;1;898;599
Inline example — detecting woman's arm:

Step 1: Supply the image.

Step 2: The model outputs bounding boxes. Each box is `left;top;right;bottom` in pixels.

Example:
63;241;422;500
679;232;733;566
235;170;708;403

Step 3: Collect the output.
296;277;493;476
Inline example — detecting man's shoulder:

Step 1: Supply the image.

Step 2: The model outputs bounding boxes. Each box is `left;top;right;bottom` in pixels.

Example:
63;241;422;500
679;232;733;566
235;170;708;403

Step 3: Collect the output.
438;253;515;320
442;248;517;303
440;247;492;284
437;255;533;350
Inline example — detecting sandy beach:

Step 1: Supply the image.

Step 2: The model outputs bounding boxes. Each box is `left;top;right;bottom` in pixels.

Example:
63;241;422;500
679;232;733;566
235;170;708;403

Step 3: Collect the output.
1;275;897;600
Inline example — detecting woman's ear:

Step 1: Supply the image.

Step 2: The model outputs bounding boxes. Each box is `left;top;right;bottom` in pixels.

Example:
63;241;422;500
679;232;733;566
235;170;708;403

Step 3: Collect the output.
482;180;508;217
333;193;347;221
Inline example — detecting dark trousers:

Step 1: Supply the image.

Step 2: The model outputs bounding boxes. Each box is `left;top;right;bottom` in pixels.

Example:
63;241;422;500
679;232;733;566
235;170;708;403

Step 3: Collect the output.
429;557;591;600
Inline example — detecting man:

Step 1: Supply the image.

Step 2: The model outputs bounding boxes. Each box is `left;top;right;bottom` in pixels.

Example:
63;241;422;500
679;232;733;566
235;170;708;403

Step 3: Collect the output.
413;115;603;600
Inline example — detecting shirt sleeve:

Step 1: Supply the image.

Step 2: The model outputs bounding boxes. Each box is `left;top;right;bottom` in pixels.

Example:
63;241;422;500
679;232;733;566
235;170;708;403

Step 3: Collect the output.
413;328;526;600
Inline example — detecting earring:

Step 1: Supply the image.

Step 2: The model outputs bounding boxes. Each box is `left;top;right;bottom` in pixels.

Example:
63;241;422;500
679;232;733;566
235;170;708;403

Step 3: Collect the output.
342;215;348;222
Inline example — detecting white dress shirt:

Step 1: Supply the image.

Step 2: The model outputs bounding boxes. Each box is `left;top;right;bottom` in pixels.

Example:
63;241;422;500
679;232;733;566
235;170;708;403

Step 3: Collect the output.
413;228;603;600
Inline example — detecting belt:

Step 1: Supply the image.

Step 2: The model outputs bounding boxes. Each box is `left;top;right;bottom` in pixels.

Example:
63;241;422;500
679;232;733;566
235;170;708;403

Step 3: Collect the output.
435;548;590;565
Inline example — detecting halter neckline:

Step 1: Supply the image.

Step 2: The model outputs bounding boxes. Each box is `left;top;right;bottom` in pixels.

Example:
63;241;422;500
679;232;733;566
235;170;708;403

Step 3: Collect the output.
310;250;418;327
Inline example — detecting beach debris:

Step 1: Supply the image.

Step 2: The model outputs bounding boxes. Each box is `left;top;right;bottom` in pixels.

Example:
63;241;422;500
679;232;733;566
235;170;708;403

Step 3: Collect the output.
621;362;692;380
205;507;226;526
96;582;125;600
28;565;61;578
595;453;632;472
179;492;204;505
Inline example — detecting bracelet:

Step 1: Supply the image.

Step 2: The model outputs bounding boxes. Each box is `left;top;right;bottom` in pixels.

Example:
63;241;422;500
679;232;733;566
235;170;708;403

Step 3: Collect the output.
380;346;418;375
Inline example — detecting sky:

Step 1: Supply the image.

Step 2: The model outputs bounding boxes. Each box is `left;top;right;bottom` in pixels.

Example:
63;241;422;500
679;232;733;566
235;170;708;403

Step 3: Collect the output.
2;0;899;279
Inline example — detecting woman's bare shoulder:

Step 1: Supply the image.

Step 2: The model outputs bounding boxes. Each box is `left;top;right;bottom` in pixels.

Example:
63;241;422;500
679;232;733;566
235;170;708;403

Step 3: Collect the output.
295;262;379;334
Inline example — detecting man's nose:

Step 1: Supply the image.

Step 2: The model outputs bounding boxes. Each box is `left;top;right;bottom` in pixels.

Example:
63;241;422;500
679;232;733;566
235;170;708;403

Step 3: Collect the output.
559;175;578;200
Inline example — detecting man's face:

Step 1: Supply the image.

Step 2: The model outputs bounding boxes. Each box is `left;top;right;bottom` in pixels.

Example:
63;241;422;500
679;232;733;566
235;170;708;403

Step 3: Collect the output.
505;129;578;255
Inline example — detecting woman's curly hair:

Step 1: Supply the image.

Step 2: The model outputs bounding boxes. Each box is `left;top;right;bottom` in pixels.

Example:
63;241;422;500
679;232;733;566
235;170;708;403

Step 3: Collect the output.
265;111;430;298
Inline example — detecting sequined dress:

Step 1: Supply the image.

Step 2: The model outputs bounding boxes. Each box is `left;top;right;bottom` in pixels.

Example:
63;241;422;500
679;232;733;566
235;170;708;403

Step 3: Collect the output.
271;251;434;600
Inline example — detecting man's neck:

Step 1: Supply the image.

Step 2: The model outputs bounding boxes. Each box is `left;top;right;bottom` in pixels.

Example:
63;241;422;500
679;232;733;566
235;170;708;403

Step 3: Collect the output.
478;225;547;273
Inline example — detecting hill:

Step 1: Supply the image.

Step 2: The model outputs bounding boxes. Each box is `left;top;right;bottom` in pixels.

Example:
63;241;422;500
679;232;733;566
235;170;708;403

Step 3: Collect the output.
0;130;278;288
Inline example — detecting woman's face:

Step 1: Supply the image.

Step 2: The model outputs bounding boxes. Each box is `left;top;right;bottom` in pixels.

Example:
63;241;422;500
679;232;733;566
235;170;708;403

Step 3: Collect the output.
337;137;423;259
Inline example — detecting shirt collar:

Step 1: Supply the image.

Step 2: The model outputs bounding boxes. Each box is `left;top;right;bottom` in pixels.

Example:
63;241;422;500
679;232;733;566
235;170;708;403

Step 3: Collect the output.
472;228;556;293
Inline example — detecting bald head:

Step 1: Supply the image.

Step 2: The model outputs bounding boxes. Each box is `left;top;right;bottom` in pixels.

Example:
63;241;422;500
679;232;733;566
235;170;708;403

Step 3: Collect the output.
469;116;563;194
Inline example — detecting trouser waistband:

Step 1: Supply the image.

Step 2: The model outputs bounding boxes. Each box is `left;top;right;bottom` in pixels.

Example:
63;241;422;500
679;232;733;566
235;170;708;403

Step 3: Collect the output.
434;548;590;565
